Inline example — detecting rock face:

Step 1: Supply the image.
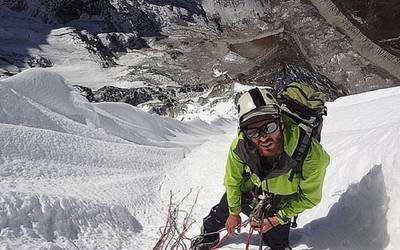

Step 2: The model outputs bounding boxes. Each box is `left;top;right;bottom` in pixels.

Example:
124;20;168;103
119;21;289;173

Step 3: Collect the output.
202;0;270;26
97;32;149;52
2;0;25;11
71;30;117;67
93;86;157;106
1;0;207;35
0;51;52;77
232;1;399;95
272;64;344;101
331;0;400;57
72;85;94;102
2;0;156;34
73;83;210;116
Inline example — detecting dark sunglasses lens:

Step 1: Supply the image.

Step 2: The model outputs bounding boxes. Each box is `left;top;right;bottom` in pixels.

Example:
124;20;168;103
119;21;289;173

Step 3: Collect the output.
245;128;259;139
245;120;278;139
263;121;278;134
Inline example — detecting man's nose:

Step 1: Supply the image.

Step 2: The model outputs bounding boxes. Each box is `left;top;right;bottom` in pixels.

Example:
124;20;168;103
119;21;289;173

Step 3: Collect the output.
258;132;270;141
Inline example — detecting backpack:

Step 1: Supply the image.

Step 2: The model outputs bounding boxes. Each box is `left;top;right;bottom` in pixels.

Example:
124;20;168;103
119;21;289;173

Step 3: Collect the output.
276;82;327;228
276;82;327;181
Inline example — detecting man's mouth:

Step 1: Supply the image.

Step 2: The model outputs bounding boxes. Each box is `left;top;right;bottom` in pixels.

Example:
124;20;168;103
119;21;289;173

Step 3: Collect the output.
260;141;273;149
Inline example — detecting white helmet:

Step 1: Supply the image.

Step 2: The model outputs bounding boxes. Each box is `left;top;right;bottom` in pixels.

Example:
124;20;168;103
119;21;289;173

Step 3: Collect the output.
237;88;280;127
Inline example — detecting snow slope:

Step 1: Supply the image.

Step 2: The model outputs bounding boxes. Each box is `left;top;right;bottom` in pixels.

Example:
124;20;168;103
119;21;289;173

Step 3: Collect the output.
0;69;229;249
1;69;400;249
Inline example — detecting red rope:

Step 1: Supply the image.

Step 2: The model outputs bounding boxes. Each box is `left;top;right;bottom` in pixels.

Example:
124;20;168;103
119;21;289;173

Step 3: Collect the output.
244;227;254;250
210;233;228;250
209;221;248;250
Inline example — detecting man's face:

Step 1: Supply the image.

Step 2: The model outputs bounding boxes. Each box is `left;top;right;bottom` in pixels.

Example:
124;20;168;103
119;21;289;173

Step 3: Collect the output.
244;119;284;159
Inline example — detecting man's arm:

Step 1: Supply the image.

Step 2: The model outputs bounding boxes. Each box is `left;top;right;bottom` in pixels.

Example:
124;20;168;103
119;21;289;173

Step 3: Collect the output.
223;138;247;234
276;139;330;224
224;138;246;215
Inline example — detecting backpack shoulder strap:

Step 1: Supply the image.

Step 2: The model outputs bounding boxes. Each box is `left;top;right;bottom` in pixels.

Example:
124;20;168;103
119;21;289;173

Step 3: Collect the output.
288;127;312;181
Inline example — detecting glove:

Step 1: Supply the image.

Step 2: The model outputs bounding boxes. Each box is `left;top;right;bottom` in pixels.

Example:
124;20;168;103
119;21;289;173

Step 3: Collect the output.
250;216;280;233
225;214;241;235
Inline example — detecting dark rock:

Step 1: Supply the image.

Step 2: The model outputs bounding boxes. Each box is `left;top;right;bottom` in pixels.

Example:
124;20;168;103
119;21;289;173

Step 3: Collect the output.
272;64;346;101
331;0;400;57
156;90;177;102
235;32;312;86
97;32;149;53
29;0;109;24
0;50;52;70
72;30;116;68
53;0;84;23
146;99;177;116
144;0;207;21
71;84;209;117
4;0;161;36
2;71;15;77
93;86;153;106
101;5;160;36
27;56;52;68
206;75;232;99
167;50;184;60
209;14;223;32
0;71;15;79
2;0;26;11
72;85;95;102
178;84;207;94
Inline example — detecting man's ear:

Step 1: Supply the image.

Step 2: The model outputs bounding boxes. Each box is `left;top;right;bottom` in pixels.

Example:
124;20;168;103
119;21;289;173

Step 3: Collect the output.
280;118;284;130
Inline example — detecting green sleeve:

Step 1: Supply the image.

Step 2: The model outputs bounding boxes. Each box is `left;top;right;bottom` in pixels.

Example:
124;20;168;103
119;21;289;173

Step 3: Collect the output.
276;139;330;224
224;138;245;215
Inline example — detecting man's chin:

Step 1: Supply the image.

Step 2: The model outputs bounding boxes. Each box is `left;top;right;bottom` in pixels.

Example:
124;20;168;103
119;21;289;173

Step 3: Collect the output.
259;148;275;158
258;145;282;158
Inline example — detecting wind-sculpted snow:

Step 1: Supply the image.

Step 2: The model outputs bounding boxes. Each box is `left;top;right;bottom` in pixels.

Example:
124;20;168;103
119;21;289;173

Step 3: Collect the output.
0;69;223;145
0;192;142;241
0;124;184;178
0;69;228;248
1;68;83;121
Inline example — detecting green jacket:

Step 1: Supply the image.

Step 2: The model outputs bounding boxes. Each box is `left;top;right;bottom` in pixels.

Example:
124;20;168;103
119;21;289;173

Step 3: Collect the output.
224;115;330;224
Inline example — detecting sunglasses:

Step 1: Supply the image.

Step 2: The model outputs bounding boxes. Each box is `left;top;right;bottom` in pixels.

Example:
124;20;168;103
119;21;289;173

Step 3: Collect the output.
243;120;279;139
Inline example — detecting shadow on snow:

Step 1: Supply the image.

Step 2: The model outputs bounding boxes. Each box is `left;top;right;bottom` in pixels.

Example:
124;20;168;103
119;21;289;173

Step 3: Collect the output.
291;164;390;250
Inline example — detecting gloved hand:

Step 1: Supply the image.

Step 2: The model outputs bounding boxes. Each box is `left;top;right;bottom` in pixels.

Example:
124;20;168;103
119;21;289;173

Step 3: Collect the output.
225;214;241;235
250;216;280;233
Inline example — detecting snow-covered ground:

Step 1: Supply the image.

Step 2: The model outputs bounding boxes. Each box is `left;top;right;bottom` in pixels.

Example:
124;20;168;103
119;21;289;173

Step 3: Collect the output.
1;69;399;249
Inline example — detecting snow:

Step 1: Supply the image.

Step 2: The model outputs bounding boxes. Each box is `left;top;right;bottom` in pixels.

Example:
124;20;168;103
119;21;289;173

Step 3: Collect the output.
1;69;400;249
0;69;226;249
